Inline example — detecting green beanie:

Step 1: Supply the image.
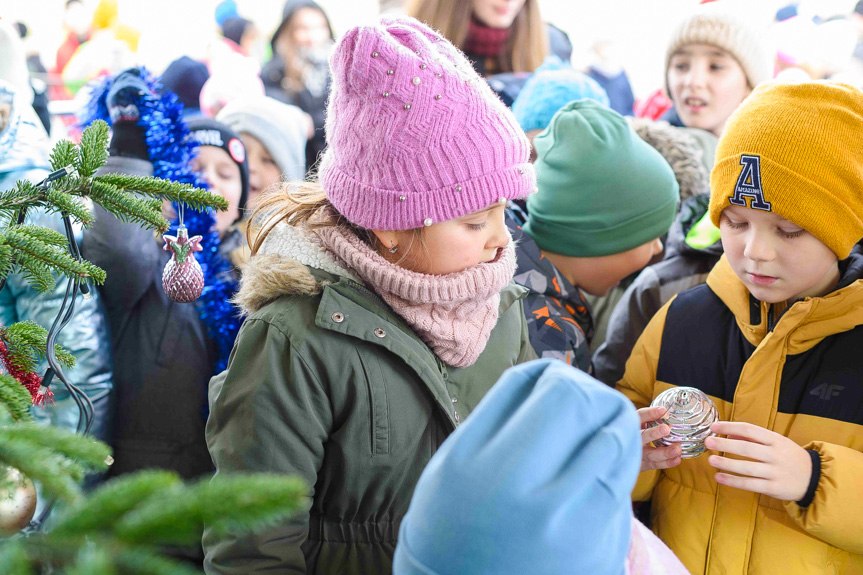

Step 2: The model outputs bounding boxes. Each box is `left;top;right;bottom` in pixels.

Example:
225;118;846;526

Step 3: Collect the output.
524;99;680;257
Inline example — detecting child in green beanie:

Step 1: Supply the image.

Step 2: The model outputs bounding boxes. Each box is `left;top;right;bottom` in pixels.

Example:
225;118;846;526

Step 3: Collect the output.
507;99;679;373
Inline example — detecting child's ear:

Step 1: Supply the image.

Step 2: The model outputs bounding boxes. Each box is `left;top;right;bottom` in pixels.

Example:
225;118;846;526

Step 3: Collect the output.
370;229;399;250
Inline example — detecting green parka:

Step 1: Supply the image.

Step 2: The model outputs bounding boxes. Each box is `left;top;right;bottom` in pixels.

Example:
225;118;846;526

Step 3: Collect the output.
203;224;537;574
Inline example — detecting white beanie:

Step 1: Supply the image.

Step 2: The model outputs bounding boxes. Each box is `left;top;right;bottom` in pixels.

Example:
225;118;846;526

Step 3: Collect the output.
216;96;308;181
666;5;774;90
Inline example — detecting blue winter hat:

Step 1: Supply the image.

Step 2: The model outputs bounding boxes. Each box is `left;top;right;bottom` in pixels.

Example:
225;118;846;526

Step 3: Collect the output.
512;57;610;133
394;359;641;575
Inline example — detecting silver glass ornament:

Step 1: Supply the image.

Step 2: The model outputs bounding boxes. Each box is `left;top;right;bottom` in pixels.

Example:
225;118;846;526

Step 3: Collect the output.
648;386;719;458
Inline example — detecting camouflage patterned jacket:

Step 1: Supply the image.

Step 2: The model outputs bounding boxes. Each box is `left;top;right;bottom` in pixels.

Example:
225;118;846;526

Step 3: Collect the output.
507;205;594;373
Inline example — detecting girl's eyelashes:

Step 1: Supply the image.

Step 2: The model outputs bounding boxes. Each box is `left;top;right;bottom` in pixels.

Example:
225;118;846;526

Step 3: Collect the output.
724;219;746;230
466;222;488;231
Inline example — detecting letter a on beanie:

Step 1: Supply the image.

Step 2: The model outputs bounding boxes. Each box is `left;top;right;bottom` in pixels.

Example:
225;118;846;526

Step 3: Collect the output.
729;155;771;211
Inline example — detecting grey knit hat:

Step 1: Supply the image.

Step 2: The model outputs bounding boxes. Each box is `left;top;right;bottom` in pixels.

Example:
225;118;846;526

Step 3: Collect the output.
665;5;774;90
216;96;308;181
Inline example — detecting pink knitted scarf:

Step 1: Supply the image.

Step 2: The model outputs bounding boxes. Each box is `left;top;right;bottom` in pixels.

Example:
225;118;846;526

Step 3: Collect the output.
316;226;516;368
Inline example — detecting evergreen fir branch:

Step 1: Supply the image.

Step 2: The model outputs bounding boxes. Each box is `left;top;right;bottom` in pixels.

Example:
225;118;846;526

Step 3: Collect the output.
0;424;110;470
15;258;55;294
88;181;168;233
3;226;107;286
14;224;67;248
0;375;35;422
2;320;76;373
0;180;44;220
0;245;13;280
76;120;110;179
0;540;33;575
44;187;95;227
0;439;86;504
67;545;116;575
49;139;77;174
112;548;201;575
52;471;181;537
116;474;307;546
94;174;228;211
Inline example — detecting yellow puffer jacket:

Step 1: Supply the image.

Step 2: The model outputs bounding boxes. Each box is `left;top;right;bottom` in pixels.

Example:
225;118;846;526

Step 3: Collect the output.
619;254;863;575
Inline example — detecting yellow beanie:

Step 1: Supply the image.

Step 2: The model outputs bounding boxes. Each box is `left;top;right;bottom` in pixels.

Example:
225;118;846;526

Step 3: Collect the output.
709;81;863;259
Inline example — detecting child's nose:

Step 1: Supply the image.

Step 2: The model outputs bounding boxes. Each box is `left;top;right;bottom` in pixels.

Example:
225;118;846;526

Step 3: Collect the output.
743;232;775;262
685;64;707;89
487;215;511;250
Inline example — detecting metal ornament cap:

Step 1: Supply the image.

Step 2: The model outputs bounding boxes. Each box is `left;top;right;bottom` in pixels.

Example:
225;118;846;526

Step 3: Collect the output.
162;225;205;303
648;386;719;458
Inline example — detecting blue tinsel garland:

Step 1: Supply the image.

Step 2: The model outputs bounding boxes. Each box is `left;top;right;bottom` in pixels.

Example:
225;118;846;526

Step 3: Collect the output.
80;69;241;372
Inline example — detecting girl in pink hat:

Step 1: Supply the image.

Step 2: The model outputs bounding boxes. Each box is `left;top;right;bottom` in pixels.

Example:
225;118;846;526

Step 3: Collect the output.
203;16;538;575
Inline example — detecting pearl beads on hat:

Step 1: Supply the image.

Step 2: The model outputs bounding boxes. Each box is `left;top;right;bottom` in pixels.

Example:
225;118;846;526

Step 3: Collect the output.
424;218;433;226
498;197;507;205
413;77;421;85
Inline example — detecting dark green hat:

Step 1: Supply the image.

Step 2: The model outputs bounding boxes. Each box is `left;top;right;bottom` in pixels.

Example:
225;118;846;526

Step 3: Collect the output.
524;99;679;257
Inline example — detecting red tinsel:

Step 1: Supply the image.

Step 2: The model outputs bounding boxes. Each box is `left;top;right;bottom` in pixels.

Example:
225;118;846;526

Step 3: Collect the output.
0;340;54;406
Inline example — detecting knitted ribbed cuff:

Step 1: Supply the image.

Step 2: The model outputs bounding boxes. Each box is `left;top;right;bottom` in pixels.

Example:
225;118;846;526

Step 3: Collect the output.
525;193;678;258
323;162;536;231
797;449;821;509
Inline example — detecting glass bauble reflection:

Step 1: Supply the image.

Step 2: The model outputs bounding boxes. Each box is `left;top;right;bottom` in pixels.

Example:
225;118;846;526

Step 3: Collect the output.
649;386;719;458
0;467;37;535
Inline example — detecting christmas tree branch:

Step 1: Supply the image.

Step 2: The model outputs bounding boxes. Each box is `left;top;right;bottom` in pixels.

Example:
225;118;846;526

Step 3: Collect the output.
75;120;109;179
1;226;107;288
51;470;181;537
1;470;307;574
94;173;229;212
0;424;111;469
88;180;168;232
115;474;307;546
0;375;35;422
2;321;76;374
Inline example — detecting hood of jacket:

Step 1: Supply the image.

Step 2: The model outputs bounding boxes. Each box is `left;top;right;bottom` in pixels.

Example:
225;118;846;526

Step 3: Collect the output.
270;0;335;52
630;117;710;205
232;222;360;316
663;193;724;260
0;80;50;178
706;243;863;348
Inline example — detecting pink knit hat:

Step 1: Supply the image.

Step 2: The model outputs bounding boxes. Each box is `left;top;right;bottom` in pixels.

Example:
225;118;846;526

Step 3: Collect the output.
319;17;536;231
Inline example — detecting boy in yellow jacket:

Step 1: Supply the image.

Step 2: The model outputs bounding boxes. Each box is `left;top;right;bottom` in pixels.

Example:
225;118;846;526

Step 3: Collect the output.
619;81;863;575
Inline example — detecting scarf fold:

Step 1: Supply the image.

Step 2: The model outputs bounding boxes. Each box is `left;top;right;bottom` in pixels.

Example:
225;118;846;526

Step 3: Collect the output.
315;226;516;368
463;18;511;58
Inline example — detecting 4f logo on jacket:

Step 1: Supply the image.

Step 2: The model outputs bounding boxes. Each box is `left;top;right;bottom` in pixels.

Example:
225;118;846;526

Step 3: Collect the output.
810;383;844;400
729;155;772;211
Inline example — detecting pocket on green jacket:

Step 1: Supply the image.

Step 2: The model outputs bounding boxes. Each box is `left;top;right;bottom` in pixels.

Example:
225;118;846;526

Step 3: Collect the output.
356;348;390;456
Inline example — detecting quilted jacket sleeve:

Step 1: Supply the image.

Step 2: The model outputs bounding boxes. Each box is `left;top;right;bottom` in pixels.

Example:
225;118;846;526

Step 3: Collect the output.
203;316;331;574
784;441;863;554
616;299;674;502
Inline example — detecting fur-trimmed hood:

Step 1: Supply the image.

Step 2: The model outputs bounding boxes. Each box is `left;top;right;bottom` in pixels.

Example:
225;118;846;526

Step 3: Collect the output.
630;117;709;203
232;222;360;316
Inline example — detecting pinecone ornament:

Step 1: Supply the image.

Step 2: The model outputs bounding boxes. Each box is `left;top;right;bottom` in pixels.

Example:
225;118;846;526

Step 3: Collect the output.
162;225;204;303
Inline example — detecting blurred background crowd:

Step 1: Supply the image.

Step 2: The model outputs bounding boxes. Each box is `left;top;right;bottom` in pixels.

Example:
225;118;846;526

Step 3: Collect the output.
4;0;863;148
